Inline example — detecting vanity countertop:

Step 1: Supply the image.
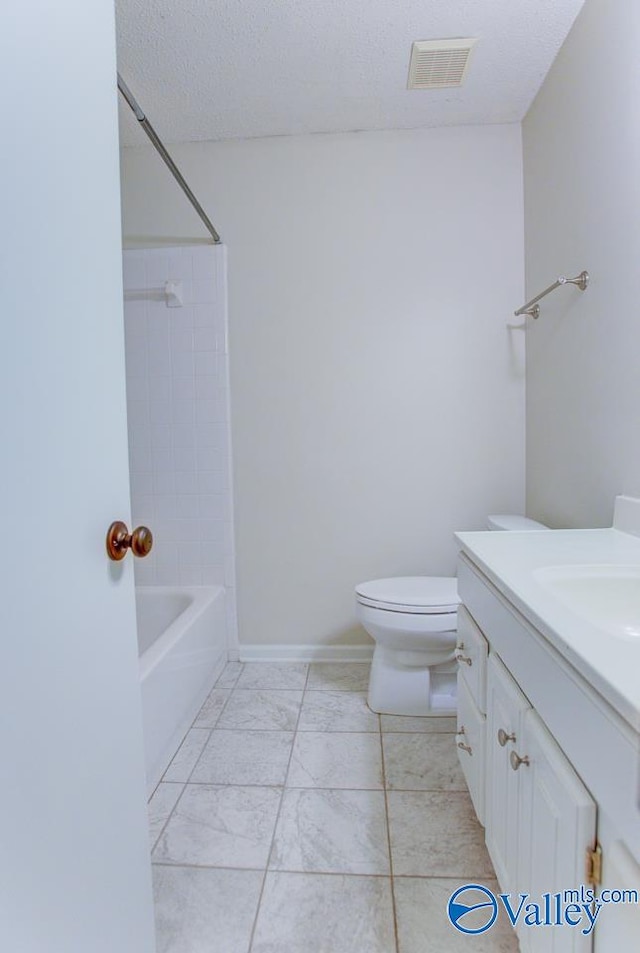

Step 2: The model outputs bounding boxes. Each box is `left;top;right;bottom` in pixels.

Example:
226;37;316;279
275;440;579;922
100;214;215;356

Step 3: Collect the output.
455;523;640;732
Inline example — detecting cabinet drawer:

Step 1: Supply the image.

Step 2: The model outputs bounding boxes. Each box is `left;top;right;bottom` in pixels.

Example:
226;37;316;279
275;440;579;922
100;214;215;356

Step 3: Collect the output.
456;605;489;713
456;674;486;825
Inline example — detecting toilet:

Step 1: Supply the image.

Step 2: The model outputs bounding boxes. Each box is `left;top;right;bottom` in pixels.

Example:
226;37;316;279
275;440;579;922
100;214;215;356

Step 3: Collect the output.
356;514;548;716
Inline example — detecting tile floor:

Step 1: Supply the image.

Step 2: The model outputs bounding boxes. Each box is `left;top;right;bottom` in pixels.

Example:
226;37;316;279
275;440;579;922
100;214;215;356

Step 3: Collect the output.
148;661;520;952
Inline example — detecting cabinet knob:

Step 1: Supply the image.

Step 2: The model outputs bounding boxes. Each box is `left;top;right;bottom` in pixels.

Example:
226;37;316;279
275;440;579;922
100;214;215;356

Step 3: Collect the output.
497;728;516;747
510;750;530;771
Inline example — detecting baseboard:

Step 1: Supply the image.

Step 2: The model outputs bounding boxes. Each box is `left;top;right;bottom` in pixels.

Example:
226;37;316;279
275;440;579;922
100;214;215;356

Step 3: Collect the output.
238;643;374;663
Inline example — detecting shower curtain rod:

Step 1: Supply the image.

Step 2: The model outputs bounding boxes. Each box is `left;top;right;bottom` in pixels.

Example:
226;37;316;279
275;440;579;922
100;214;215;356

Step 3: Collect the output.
117;73;221;244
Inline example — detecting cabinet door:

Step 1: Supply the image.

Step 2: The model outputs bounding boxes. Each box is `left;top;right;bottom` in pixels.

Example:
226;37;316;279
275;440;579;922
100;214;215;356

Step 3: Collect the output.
486;652;531;892
456;674;486;824
516;709;596;953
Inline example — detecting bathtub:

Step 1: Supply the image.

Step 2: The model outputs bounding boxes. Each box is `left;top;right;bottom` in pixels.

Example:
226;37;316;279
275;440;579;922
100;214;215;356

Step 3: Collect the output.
136;586;227;793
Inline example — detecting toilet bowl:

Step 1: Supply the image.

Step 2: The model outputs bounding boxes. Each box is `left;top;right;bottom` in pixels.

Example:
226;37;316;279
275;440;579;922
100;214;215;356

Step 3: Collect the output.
356;514;548;716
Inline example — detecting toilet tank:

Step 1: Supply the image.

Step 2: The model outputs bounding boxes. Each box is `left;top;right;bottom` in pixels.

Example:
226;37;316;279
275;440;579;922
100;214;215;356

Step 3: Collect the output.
486;514;549;531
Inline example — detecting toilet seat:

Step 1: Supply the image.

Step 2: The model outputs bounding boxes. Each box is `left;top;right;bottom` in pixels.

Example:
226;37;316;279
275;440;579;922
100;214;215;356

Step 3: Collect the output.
355;576;459;615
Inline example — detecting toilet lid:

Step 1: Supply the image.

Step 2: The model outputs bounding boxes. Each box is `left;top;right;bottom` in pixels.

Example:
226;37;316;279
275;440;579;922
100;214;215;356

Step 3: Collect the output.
355;576;459;614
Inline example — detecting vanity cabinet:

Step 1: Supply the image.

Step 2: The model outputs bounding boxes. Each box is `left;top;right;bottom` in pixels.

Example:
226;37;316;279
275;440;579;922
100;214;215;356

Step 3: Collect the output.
454;556;635;953
455;606;488;823
454;511;640;951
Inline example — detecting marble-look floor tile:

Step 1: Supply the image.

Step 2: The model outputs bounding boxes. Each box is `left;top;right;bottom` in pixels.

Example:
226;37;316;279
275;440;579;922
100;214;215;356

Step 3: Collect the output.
383;733;466;791
298;690;380;732
381;714;458;733
191;730;294;786
252;872;396;953
269;788;389;874
235;662;308;690
287;731;383;789
215;662;244;689
153;864;262;953
387;791;494;878
394;878;520;952
193;688;231;728
148;782;184;851
153;784;282;869
217;689;303;731
163;728;210;782
306;662;370;692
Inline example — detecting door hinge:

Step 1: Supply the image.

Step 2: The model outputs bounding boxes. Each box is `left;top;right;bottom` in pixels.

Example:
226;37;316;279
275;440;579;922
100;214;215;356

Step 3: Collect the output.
585;844;603;886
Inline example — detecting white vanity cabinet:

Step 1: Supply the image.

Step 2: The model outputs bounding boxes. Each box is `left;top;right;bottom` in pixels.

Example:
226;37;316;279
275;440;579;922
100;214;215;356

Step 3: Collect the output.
453;506;640;950
454;550;640;953
455;606;488;823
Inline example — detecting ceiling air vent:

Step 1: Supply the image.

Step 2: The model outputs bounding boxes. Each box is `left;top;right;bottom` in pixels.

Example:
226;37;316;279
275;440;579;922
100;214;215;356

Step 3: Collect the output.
407;38;478;90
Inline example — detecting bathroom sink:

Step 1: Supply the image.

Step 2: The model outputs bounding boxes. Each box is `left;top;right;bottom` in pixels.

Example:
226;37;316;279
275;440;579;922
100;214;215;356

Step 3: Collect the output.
533;565;640;638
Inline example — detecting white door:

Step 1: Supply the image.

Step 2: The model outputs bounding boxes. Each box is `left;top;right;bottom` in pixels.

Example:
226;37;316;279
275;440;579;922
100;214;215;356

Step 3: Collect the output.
517;710;596;953
1;3;156;951
485;652;531;891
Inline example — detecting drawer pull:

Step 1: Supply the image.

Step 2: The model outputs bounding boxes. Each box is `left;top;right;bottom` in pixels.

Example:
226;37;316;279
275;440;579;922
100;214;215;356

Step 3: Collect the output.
497;728;516;747
456;653;472;666
456;726;472;755
510;750;530;771
457;737;473;755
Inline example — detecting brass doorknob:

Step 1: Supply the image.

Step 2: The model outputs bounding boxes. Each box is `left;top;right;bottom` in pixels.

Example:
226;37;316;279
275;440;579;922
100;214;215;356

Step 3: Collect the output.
106;521;154;561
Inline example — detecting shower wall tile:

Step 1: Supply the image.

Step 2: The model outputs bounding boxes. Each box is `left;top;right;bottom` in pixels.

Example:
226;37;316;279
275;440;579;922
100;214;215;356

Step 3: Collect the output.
123;245;238;649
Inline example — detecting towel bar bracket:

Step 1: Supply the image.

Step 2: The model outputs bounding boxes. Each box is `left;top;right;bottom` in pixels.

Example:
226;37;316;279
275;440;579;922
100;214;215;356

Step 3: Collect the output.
515;270;589;319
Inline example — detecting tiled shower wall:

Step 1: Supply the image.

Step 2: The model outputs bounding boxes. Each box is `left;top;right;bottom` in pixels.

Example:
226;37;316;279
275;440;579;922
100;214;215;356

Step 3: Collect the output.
122;244;236;635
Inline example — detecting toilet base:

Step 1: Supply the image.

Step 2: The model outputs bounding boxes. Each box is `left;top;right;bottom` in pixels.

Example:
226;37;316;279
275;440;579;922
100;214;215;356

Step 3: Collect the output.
367;646;457;716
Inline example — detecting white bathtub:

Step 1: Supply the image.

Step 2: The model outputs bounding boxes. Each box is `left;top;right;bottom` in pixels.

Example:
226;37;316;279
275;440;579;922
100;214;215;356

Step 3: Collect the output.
136;586;227;793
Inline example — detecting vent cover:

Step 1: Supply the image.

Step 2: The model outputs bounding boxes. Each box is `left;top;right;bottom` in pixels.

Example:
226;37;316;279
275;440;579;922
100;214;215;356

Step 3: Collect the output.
407;38;478;90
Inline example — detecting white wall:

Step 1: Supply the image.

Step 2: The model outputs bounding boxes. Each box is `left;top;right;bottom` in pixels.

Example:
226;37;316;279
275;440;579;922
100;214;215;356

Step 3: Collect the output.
523;0;640;528
121;124;525;649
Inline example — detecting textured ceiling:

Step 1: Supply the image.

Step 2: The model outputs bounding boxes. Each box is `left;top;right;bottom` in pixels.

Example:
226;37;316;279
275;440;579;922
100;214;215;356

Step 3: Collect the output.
116;0;585;146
